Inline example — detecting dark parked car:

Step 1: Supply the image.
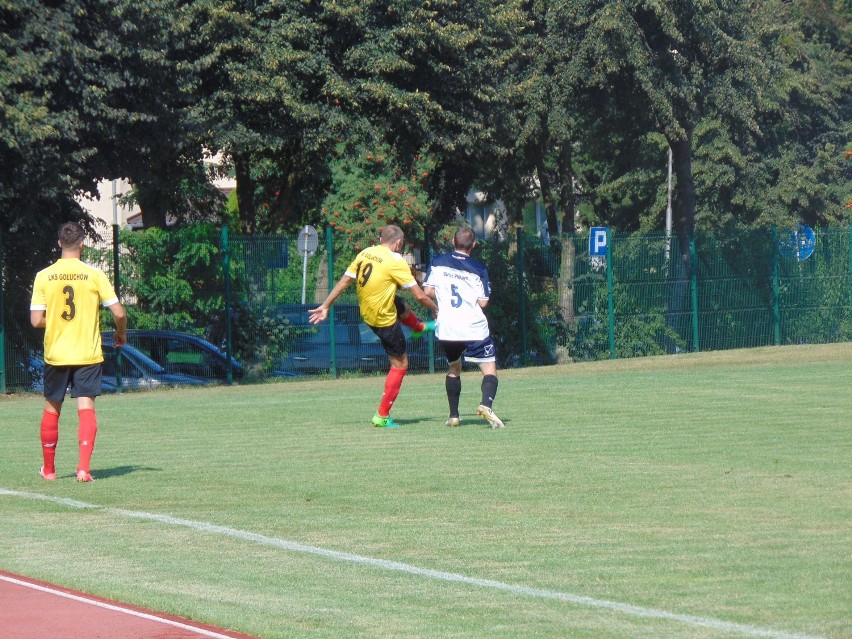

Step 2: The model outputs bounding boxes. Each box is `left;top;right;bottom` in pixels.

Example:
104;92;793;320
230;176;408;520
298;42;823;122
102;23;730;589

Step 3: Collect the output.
101;337;211;390
276;306;434;374
104;330;244;381
29;340;209;393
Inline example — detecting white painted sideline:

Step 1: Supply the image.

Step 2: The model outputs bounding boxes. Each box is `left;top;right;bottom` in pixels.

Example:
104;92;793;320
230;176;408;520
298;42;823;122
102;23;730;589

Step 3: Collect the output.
1;488;827;639
0;573;244;639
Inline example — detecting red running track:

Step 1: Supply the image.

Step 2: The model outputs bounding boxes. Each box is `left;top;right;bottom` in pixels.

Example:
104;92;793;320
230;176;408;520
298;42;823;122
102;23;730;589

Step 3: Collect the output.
0;571;260;639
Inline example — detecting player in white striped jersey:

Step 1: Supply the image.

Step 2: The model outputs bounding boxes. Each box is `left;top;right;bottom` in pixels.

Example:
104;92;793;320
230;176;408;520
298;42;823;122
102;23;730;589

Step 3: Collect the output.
423;226;504;428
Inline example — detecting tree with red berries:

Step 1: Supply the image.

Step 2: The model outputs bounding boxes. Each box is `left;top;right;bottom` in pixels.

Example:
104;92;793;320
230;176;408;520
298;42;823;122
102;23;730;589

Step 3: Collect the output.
321;146;437;256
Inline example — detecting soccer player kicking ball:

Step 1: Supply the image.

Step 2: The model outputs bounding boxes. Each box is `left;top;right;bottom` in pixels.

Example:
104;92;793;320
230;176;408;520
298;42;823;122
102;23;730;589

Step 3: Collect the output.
423;226;504;428
309;225;438;428
30;222;127;481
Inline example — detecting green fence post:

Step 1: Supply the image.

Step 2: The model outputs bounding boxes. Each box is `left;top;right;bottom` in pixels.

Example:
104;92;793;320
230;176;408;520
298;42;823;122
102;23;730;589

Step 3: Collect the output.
221;226;234;385
690;235;700;352
112;224;121;301
848;225;852;328
326;225;337;378
0;228;5;394
110;226;123;392
606;228;615;359
516;227;528;366
424;228;434;374
772;226;781;346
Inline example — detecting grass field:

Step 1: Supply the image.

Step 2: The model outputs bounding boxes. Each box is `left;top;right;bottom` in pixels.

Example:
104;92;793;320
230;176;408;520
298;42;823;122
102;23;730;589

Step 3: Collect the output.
1;344;850;639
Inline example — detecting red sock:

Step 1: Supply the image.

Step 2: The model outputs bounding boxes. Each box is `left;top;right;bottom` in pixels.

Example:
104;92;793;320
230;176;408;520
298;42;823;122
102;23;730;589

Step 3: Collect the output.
77;409;98;473
378;367;407;416
40;411;60;474
399;312;424;333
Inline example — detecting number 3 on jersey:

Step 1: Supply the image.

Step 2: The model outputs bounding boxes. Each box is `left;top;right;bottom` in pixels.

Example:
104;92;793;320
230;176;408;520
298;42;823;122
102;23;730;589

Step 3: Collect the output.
61;285;76;321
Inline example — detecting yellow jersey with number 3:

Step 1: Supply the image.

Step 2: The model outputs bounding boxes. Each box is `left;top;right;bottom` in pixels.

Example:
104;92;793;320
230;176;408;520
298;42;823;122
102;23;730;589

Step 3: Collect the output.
30;258;119;366
345;245;416;327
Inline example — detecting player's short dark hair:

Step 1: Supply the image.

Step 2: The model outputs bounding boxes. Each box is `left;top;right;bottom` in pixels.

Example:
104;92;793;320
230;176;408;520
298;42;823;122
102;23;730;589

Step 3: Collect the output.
454;226;476;251
58;222;85;248
380;224;404;245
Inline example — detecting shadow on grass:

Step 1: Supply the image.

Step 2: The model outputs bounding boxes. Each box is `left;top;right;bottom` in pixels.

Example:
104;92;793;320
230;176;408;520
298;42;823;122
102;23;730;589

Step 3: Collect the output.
91;465;162;480
385;415;509;429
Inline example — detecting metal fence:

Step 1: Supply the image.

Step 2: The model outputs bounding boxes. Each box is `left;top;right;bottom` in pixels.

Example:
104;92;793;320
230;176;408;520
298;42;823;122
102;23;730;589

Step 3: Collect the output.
543;226;851;361
3;224;850;392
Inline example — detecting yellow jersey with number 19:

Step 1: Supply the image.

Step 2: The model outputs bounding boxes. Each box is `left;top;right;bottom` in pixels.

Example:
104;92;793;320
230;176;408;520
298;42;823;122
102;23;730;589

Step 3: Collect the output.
30;258;119;366
345;245;416;328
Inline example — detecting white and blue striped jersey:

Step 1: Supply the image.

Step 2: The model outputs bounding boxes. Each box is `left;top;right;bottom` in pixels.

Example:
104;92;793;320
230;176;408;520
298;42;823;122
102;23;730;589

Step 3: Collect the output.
424;251;491;341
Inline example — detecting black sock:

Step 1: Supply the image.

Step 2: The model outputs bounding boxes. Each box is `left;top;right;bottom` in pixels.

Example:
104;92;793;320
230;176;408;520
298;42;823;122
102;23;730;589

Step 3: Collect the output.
445;375;461;417
481;374;498;408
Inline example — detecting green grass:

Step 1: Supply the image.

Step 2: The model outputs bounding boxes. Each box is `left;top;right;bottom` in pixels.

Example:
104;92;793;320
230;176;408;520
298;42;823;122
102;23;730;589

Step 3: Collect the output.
1;344;850;639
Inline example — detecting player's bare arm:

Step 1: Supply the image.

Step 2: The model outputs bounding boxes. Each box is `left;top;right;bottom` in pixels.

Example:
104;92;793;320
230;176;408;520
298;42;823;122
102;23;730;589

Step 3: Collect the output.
30;310;46;329
309;275;354;324
408;283;438;318
110;302;128;347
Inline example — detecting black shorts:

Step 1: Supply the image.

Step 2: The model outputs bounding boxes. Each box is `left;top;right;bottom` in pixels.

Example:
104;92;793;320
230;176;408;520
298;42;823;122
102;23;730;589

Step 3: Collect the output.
370;322;408;358
43;363;103;402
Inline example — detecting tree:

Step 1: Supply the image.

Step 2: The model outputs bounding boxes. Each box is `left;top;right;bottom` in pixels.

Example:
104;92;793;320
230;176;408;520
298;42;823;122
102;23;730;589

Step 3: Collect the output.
566;2;772;249
321;143;436;255
0;1;105;222
1;0;110;332
738;0;852;229
180;0;347;233
92;0;219;229
483;0;588;234
555;1;850;238
320;0;527;227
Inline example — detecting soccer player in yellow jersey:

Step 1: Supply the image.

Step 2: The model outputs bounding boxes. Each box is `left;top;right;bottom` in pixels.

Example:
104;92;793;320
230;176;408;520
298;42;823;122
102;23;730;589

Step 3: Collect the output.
30;222;127;482
309;225;438;427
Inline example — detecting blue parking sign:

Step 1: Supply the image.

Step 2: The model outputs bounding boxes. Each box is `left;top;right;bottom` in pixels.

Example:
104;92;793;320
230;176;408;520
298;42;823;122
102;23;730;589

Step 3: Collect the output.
590;227;608;256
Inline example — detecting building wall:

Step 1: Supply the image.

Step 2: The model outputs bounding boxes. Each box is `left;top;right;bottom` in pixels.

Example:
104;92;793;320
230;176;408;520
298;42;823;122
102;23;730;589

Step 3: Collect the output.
80;153;235;231
78;179;139;230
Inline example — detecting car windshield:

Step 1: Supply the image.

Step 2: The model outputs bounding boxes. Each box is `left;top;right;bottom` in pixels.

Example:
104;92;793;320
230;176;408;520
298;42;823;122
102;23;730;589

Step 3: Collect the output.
102;344;166;376
107;330;239;370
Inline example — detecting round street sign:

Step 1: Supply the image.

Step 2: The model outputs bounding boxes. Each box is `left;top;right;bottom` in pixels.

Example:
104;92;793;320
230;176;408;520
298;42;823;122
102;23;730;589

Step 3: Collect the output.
779;224;815;261
298;225;319;257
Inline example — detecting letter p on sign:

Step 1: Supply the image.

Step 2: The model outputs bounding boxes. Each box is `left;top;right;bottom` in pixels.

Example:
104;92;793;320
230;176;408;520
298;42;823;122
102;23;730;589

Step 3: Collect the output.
590;227;608;257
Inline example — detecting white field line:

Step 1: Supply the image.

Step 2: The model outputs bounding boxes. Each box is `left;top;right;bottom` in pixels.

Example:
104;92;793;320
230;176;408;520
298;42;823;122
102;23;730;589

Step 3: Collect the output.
1;488;827;639
0;573;245;639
